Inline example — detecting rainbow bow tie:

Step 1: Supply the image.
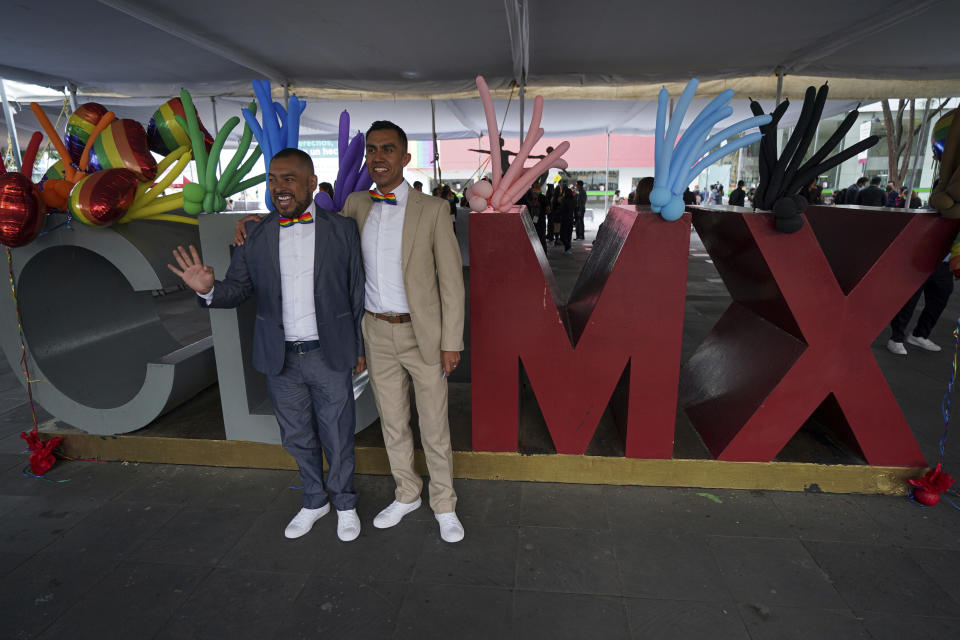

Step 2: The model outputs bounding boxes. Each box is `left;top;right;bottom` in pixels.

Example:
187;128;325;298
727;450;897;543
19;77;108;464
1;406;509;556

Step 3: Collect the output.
278;212;314;227
369;190;398;205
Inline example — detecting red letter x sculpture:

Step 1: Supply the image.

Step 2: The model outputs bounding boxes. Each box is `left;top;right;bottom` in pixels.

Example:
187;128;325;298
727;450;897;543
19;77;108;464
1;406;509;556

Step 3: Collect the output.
682;206;959;466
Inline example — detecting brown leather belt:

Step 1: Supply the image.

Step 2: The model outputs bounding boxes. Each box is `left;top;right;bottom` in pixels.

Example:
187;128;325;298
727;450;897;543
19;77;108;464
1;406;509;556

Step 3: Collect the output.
365;310;412;323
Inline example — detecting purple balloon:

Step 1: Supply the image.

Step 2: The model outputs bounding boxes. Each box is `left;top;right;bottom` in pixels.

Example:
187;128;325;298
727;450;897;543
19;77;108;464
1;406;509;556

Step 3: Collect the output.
314;191;334;210
338;111;350;162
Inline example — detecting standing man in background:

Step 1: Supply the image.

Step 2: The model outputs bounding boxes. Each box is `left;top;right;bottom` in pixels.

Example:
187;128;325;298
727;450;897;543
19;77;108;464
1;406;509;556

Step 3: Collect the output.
574;180;587;240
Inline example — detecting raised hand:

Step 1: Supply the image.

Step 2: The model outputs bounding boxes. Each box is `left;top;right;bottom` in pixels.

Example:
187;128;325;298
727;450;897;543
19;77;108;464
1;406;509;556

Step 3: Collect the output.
167;245;214;294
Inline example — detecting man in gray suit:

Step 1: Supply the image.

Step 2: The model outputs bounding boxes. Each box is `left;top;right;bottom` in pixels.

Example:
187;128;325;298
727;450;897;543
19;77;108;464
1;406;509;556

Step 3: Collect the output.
168;148;366;543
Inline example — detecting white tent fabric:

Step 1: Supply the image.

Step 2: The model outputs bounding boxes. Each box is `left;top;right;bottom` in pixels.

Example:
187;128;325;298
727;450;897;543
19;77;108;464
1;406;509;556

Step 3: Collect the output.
2;0;959;95
5;89;860;144
0;0;953;145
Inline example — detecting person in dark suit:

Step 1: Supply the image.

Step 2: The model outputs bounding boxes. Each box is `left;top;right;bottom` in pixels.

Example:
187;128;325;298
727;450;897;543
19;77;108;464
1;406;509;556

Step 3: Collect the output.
857;176;887;206
728;180;746;206
523;182;548;250
167;148;366;543
574;180;587;239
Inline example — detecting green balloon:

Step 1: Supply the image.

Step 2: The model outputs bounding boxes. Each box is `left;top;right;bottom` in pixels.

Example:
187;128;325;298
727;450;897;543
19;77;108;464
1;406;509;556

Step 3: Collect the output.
183;182;205;203
183;200;203;215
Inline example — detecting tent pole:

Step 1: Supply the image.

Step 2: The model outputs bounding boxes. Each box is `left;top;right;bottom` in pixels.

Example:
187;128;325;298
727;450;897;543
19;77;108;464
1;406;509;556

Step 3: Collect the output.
775;67;784;105
0;79;22;172
519;75;525;145
905;97;933;207
210;96;222;174
431;99;440;185
283;84;289;111
605;131;610;213
66;83;78;111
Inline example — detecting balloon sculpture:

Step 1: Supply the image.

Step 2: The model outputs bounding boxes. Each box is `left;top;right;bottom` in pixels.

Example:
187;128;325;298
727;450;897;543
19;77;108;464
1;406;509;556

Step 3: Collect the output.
175;89;264;215
29;101;196;226
465;75;570;212
0;133;45;247
931;107;960;221
326;110;373;212
750;84;879;232
650;79;771;222
241;78;306;210
147;96;214;156
931;109;955;163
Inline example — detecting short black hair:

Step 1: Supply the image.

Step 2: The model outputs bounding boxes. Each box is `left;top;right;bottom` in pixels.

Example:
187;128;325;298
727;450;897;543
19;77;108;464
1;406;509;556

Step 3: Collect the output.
870;176;882;185
856;177;868;185
271;148;314;173
413;180;423;189
737;180;744;187
367;120;408;151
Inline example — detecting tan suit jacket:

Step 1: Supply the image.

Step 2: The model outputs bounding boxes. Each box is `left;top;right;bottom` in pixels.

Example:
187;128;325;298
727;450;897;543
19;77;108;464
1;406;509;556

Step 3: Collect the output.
343;188;465;365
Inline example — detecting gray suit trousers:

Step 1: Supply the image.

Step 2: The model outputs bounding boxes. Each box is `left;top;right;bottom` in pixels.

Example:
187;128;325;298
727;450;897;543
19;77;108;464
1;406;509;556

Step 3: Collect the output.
266;348;357;511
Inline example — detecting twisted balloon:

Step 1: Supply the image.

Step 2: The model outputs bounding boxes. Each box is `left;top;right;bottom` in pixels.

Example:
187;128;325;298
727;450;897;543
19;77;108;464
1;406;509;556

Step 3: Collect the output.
465;75;569;212
241;79;306;210
650;78;771;221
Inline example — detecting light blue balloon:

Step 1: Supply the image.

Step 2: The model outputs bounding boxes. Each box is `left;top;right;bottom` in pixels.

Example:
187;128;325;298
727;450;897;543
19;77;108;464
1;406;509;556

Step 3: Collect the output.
650;186;672;208
684;132;765;187
661;196;685;221
666;106;733;194
660;79;699;185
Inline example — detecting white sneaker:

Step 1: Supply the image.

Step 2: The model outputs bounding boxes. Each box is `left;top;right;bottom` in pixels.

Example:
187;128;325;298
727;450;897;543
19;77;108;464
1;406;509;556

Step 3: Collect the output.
284;505;330;539
435;512;465;543
337;509;361;542
373;499;422;529
886;340;908;355
907;335;942;352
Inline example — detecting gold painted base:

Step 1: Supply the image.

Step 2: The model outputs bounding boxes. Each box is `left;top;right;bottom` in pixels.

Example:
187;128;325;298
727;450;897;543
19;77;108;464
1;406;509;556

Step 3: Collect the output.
52;430;921;496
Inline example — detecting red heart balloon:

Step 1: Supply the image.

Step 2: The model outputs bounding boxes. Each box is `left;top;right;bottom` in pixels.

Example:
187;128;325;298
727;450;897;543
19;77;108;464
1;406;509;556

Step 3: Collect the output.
0;173;45;247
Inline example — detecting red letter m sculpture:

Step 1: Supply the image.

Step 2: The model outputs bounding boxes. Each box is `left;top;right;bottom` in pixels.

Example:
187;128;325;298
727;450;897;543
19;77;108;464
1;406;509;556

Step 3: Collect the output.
471;206;690;458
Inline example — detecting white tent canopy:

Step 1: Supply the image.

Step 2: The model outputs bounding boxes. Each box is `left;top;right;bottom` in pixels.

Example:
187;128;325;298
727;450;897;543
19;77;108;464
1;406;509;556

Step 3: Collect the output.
0;0;956;144
3;0;960;95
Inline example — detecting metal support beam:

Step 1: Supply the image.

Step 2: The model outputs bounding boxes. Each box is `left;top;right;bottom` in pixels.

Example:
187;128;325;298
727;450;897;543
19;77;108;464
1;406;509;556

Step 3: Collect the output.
66;83;78;111
775;67;784;105
431;99;440;184
604;131;610;213
0;79;22;172
210;96;221;174
519;75;525;145
905;97;934;207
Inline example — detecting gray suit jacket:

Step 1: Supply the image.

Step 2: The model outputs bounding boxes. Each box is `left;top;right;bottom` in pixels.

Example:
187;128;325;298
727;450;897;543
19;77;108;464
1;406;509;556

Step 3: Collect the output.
206;208;365;375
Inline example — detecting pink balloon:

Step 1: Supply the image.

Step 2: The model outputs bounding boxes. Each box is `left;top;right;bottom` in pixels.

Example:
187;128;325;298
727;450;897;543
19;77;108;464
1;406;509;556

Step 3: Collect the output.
476;76;502;192
502;141;571;207
468;196;488;212
471;180;493;199
496;94;544;206
493;125;545;211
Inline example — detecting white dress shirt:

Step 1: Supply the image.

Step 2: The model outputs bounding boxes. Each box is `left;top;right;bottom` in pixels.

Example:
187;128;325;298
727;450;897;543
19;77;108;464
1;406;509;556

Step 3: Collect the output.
200;201;319;342
362;180;410;313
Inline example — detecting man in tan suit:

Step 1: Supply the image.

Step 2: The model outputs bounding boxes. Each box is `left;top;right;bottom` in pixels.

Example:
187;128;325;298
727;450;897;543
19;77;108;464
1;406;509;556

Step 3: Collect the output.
344;121;465;542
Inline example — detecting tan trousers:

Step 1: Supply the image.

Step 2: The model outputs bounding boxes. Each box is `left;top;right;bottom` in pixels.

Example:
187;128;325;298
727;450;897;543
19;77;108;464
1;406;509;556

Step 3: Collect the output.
362;314;457;513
